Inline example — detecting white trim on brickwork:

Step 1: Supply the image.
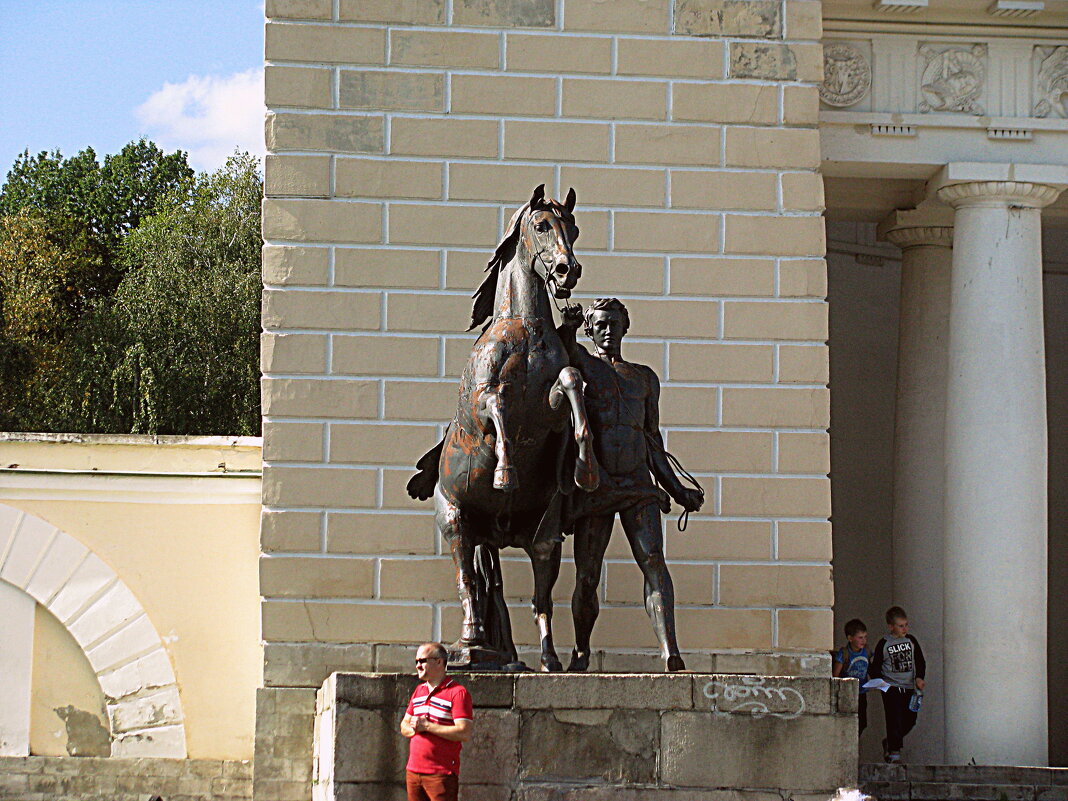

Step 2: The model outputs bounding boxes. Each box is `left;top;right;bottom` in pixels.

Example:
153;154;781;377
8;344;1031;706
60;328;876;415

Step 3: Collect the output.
0;503;188;758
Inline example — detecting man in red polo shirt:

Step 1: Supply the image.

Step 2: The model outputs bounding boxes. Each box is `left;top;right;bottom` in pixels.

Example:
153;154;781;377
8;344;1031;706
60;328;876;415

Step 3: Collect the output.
400;642;474;801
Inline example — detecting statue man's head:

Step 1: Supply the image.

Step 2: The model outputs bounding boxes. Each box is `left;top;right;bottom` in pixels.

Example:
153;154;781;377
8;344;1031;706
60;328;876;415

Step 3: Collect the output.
583;297;630;358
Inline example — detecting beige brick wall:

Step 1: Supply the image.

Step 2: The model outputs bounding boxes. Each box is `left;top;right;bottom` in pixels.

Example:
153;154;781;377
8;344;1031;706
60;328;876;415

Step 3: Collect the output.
262;0;831;681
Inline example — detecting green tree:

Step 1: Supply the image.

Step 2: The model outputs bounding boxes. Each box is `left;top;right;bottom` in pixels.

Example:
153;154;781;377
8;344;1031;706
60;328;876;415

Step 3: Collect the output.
42;154;263;435
0;140;193;294
0;210;105;428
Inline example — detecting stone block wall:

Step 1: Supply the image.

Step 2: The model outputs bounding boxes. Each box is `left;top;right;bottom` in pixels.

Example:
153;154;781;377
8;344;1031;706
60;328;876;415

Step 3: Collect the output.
261;0;831;685
253;688;317;801
0;756;251;801
313;672;858;800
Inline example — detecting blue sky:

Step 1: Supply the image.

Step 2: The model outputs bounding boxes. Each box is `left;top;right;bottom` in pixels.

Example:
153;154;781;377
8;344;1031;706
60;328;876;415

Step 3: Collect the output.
0;1;266;174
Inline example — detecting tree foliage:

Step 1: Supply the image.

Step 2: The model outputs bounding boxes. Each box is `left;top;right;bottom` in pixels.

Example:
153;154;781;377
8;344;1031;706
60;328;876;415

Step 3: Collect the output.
0;143;261;435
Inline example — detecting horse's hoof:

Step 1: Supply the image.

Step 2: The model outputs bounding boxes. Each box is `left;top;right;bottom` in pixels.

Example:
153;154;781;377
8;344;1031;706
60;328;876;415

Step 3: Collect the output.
541;657;564;673
574;458;599;492
494;466;518;491
567;650;590;672
666;654;686;672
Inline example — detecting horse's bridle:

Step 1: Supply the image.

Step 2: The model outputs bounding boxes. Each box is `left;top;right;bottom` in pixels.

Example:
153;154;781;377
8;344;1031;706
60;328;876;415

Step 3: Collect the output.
528;208;578;306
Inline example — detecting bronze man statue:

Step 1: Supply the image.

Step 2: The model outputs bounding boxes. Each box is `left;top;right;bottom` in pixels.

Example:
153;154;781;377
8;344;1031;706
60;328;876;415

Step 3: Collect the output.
558;298;704;672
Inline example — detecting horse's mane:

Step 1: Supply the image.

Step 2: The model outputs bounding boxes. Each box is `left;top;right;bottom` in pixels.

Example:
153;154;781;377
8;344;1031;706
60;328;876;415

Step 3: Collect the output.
467;188;576;332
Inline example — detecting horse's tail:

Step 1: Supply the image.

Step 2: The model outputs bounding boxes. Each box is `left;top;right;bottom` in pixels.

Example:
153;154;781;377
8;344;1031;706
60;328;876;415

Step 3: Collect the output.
406;434;446;500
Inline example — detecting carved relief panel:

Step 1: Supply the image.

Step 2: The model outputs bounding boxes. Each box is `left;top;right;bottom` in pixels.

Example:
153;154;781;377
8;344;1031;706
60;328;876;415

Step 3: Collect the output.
822;33;1068;121
819;40;873;110
820;41;873;109
918;43;987;114
1033;46;1068;118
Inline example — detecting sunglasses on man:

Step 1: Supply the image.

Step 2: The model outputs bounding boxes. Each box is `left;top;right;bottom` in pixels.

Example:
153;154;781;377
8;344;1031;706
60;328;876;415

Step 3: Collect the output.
415;656;443;665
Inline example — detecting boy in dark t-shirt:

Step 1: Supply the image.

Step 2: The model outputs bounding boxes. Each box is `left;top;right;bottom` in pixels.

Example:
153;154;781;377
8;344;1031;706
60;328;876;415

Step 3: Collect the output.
870;606;926;763
832;618;871;733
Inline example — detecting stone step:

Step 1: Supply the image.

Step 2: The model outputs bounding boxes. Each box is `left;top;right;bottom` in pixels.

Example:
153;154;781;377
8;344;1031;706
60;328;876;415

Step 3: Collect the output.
860;764;1068;801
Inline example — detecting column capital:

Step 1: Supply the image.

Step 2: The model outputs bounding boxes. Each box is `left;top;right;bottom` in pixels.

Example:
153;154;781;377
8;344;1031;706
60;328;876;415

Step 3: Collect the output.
878;208;954;249
937;180;1062;210
883;226;954;249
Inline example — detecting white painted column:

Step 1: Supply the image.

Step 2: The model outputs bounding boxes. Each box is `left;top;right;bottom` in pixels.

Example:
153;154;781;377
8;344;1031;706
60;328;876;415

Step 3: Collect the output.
937;179;1062;766
0;580;35;756
881;216;953;765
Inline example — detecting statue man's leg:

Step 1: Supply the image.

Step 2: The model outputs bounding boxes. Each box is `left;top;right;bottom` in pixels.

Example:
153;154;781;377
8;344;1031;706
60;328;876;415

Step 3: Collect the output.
619;502;685;671
567;514;614;672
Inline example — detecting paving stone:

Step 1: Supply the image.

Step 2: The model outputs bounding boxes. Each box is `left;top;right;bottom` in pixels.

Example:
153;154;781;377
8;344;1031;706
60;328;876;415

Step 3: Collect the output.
861;763;906;782
910;783;1036;801
914;766;1052;785
862;781;910;801
517;788;783;800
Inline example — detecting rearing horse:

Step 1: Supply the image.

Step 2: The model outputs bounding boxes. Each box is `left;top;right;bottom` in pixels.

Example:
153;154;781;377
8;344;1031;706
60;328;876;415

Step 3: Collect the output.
407;185;599;671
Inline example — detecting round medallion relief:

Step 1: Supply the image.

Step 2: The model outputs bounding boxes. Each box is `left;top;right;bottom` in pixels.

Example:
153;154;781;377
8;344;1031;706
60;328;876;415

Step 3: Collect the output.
820;43;872;107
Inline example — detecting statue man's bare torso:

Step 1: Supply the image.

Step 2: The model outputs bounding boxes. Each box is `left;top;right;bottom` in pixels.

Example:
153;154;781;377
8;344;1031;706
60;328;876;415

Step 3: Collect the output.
577;352;656;479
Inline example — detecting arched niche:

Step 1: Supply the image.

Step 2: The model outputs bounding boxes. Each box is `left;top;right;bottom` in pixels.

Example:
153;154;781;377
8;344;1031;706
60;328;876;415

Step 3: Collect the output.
0;503;187;757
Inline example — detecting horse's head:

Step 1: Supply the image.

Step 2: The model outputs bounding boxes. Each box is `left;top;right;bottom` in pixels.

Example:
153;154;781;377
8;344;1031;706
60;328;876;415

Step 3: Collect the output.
468;184;582;330
518;184;582;300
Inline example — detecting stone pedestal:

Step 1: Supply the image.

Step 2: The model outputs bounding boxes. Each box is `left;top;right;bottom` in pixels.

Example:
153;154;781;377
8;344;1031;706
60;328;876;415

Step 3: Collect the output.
879;214;954;765
312;672;859;801
937;179;1062;767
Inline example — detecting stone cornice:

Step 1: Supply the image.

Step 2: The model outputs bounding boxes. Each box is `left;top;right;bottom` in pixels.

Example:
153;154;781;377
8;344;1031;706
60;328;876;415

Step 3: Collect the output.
936;180;1063;208
883;225;955;248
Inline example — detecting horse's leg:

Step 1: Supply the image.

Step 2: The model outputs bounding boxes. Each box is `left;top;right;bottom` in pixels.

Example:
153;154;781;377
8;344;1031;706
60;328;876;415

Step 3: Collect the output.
478;544;519;663
435;487;484;646
482;389;517;492
568;514;614;672
526;539;563;672
549;366;599;492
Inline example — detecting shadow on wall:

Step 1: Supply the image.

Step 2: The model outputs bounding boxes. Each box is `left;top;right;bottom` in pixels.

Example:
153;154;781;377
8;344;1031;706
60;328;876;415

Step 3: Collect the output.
1043;269;1068;767
827;235;901;766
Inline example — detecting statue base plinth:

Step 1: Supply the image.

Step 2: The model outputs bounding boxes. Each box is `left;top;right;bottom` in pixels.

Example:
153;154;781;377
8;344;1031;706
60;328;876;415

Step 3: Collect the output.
314;672;859;801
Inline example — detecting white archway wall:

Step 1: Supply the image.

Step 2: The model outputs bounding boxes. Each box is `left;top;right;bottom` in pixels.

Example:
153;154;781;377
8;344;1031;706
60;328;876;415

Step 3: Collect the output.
0;503;187;758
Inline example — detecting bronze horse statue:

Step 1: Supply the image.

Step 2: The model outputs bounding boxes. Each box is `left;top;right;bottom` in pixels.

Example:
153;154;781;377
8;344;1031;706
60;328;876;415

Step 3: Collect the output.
407;185;598;671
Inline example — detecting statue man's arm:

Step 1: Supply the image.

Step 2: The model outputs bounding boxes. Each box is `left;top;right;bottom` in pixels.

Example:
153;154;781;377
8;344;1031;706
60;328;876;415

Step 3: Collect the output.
556;312;591;365
643;368;703;511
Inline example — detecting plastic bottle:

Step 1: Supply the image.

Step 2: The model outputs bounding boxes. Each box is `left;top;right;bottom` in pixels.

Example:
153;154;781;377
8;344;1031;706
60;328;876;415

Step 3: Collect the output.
909;690;923;712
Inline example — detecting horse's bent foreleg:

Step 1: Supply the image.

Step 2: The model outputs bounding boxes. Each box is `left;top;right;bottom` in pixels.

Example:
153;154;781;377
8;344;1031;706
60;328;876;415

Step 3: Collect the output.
436;488;485;646
550;366;599;492
527;540;563;672
482;390;517;492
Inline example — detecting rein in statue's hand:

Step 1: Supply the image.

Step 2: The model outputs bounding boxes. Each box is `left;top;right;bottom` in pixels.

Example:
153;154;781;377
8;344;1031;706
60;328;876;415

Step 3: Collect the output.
646;433;704;532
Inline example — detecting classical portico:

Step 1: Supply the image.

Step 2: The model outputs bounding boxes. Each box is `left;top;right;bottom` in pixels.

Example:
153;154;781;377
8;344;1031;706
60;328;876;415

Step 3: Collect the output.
866;168;1065;766
818;0;1068;765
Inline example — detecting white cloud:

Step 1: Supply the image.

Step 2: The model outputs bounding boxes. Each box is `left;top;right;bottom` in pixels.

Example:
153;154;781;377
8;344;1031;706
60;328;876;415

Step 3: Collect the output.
135;68;266;172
